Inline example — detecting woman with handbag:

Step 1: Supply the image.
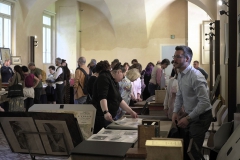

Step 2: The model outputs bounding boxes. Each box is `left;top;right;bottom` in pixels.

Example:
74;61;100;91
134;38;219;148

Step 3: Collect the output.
8;65;25;112
22;66;39;112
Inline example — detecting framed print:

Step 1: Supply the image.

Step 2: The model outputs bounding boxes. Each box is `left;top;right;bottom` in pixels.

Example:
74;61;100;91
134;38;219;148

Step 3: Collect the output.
11;56;22;65
35;120;74;155
0;48;11;63
0;117;45;154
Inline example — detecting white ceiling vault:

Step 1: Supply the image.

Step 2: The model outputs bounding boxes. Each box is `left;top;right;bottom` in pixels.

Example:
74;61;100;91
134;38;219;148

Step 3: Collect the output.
17;0;216;39
77;0;216;39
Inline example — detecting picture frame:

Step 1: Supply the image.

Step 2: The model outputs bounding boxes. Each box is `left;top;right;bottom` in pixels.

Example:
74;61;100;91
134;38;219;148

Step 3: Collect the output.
0;112;83;156
0;48;11;63
0;117;45;154
35;120;74;155
11;56;22;65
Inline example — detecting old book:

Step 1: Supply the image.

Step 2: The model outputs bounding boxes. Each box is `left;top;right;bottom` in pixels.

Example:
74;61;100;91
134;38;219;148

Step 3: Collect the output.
155;90;166;103
138;125;156;148
145;139;183;160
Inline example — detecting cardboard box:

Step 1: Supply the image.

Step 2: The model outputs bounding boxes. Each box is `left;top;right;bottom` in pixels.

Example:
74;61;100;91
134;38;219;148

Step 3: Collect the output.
155;90;166;103
145;139;183;160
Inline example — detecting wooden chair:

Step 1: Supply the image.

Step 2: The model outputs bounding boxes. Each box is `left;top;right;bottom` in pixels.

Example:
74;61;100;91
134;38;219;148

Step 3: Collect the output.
202;121;233;157
216;122;240;160
208;105;228;132
212;99;221;120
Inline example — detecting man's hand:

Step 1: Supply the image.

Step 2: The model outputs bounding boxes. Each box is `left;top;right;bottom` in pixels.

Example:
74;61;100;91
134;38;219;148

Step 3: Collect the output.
104;112;113;122
172;112;178;124
177;117;189;128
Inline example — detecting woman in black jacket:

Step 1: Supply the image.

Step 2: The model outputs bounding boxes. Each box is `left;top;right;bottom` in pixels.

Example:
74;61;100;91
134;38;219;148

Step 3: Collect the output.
92;61;137;133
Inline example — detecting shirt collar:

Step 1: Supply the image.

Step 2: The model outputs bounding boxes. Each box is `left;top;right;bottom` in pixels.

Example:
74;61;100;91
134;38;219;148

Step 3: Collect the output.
181;64;192;75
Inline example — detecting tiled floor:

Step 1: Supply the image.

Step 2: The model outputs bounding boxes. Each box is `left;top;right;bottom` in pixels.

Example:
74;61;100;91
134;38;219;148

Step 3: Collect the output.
0;129;69;160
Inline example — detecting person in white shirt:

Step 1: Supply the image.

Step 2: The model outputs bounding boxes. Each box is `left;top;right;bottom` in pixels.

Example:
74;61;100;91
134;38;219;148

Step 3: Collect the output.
172;46;212;160
46;66;56;104
54;58;64;104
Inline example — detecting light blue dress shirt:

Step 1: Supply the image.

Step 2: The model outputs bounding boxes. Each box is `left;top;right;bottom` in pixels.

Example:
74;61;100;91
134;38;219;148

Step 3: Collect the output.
119;77;132;105
173;65;212;119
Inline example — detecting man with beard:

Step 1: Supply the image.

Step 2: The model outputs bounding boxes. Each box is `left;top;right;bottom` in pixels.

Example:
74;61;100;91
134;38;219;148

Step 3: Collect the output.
172;46;212;160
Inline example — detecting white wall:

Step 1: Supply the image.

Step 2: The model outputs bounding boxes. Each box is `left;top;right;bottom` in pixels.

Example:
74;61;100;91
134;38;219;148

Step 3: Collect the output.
187;2;211;82
56;0;79;71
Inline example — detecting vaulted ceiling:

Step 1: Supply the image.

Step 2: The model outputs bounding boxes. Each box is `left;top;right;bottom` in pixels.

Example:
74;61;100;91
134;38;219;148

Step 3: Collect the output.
18;0;216;31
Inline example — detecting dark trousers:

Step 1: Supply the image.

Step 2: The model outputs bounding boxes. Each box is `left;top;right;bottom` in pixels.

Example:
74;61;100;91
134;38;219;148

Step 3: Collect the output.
34;88;42;104
179;110;213;160
24;98;34;112
56;83;64;104
148;83;157;96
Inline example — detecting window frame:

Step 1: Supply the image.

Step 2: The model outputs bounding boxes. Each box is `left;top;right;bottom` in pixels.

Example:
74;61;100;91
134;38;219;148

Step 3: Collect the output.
42;14;52;64
0;1;12;49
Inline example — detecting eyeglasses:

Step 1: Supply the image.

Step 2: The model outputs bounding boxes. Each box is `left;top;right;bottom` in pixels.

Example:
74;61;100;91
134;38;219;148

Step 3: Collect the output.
172;55;185;59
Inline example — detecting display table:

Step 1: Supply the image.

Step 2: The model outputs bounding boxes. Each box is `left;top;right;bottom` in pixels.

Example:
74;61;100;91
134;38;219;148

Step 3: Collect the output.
70;119;173;160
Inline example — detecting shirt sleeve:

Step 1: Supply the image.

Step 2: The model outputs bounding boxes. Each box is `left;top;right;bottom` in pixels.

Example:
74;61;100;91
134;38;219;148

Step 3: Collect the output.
74;70;84;88
156;68;162;86
173;80;183;113
188;76;211;119
203;70;208;80
136;78;141;94
35;69;41;78
97;75;110;100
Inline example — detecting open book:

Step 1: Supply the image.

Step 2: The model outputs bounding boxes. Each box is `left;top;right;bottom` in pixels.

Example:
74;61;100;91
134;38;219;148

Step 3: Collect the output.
106;117;142;130
87;128;138;143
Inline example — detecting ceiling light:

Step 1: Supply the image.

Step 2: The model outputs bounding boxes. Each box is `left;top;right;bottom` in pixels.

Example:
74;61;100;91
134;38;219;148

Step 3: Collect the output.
218;0;229;7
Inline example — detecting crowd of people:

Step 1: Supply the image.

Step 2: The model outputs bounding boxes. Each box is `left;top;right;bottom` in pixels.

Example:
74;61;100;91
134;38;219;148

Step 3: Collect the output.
0;45;211;159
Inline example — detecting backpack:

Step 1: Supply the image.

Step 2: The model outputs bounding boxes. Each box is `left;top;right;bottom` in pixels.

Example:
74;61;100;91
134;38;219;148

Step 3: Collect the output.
76;68;92;95
41;69;47;82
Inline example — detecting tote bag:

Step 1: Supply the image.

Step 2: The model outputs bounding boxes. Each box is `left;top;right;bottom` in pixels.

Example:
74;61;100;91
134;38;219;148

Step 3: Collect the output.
7;76;24;98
